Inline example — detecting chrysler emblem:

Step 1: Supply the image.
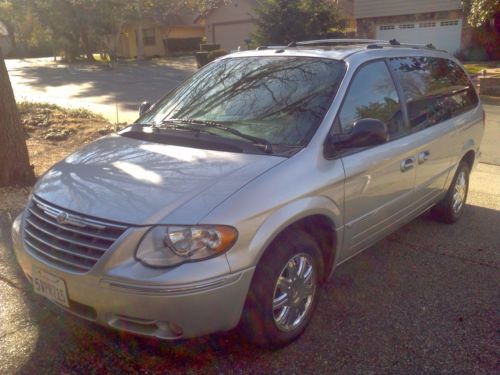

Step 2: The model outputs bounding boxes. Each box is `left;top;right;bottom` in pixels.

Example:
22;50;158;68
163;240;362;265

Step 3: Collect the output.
56;212;70;225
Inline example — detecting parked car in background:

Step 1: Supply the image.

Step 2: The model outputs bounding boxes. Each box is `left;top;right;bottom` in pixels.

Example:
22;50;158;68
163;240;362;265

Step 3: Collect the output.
12;39;484;347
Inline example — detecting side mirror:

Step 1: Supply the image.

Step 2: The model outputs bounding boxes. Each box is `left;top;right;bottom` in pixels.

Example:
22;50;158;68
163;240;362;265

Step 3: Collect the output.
139;101;152;116
332;118;388;149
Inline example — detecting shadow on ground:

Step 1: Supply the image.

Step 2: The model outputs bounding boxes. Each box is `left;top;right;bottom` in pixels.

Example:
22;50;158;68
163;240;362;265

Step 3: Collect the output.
7;58;196;111
1;203;498;374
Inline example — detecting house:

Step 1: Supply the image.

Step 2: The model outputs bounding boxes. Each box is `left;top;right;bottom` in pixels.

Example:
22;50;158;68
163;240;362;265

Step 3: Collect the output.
204;0;257;51
117;14;205;58
354;0;467;54
204;0;357;51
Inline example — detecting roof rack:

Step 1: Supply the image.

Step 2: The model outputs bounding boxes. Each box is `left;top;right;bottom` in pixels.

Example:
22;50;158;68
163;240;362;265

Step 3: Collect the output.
256;38;445;53
295;39;386;46
366;41;445;52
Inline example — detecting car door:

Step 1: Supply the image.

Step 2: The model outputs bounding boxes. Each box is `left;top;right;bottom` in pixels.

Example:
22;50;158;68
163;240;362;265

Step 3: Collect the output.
388;56;478;205
334;60;417;260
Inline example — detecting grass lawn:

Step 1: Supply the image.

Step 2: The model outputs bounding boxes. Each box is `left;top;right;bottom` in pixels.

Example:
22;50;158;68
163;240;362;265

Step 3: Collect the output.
463;61;500;75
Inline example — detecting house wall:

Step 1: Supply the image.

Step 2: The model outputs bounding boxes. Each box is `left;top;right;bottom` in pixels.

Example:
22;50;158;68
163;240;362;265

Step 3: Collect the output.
354;0;462;19
205;0;257;51
118;22;204;58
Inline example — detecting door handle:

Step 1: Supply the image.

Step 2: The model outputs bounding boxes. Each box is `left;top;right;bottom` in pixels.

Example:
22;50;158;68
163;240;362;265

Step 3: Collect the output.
400;157;416;172
418;150;430;164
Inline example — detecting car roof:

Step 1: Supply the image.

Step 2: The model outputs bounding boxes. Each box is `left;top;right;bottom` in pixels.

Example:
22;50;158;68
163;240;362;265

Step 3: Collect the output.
221;39;455;62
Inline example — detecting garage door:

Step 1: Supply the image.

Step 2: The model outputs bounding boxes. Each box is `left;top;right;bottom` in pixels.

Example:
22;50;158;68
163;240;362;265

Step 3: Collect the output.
376;19;462;54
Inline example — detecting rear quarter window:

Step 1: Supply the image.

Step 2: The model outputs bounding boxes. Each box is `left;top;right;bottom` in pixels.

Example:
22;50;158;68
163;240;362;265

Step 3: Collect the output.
389;56;478;130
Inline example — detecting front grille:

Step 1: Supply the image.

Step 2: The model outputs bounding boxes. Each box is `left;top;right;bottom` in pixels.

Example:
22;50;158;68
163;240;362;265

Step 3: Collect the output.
23;196;128;273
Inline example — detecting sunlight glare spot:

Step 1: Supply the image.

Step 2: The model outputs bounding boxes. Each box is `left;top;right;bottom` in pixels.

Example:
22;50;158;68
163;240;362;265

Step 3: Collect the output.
140;144;215;162
112;161;163;185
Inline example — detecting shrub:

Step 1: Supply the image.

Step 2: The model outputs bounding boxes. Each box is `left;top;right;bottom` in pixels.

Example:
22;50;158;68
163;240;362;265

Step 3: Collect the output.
200;43;220;52
207;49;228;61
195;49;228;68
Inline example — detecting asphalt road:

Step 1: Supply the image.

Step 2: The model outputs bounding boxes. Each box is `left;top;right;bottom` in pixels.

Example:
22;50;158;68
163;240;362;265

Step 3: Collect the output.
1;162;499;374
6;57;197;124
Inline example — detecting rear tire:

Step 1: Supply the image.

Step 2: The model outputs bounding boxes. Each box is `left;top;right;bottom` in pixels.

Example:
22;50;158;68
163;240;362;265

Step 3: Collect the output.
240;230;323;348
431;161;470;224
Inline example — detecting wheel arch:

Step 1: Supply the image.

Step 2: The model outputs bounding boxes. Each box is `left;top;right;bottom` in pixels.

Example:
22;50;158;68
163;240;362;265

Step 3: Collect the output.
461;149;476;170
248;196;342;283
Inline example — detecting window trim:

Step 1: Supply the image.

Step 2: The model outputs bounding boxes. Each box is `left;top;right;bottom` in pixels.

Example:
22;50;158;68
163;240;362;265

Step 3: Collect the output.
324;58;409;159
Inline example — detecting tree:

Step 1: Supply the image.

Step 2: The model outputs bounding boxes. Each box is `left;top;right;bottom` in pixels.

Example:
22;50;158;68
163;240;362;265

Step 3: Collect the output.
462;0;499;27
0;47;35;186
253;0;346;45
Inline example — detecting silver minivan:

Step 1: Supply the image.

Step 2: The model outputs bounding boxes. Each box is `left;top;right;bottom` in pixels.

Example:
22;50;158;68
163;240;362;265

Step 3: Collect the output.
12;40;484;347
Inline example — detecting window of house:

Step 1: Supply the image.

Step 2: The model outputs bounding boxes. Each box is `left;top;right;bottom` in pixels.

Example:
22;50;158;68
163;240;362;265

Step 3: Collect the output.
440;20;459;26
337;61;404;138
389;57;478;130
379;25;395;30
143;28;156;46
419;22;436;28
399;24;415;29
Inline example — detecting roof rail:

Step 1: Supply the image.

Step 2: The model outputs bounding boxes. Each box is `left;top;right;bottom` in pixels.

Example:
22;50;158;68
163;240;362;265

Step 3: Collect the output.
366;41;446;52
296;39;386;46
255;39;446;53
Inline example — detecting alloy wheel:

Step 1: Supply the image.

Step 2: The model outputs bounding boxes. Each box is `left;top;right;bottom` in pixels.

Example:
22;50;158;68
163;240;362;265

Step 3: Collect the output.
272;253;317;332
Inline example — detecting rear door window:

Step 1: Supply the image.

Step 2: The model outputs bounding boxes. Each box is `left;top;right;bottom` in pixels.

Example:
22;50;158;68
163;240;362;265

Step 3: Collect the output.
389;57;478;130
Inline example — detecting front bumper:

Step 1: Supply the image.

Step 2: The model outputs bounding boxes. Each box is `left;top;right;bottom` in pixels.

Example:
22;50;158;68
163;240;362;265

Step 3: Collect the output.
11;213;254;339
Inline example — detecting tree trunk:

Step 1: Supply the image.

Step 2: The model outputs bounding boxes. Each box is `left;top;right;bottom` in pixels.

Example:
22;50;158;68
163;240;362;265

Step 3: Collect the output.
136;0;145;61
80;27;95;62
0;48;35;187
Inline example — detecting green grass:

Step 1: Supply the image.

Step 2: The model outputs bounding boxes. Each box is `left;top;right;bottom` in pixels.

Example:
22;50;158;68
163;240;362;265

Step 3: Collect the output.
463;61;500;75
17;101;106;121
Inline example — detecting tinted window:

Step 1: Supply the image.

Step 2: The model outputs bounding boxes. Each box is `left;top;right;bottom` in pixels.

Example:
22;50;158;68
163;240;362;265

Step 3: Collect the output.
140;57;346;146
338;61;404;138
389;57;478;129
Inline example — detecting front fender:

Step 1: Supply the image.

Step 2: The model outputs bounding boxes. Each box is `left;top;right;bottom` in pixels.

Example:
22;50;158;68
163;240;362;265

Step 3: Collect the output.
225;195;344;274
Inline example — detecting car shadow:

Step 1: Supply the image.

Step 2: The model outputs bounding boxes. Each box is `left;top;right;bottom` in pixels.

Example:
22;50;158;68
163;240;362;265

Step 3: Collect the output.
3;202;499;374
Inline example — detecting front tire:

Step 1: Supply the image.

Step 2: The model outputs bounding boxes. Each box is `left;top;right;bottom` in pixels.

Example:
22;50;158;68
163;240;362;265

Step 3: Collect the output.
240;230;323;348
432;161;470;224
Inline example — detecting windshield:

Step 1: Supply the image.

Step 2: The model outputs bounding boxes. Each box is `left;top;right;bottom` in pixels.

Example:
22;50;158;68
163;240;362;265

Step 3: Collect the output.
139;56;345;147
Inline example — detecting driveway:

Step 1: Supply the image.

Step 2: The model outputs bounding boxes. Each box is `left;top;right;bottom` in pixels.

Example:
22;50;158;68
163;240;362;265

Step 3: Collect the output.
1;162;498;374
482;104;500;165
6;57;197;124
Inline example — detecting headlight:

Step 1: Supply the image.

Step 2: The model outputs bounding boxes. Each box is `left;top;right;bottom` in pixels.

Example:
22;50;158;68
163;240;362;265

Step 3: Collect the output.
135;225;238;267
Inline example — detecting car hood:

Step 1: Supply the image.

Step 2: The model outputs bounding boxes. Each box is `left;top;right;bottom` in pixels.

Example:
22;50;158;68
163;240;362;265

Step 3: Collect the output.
34;135;285;225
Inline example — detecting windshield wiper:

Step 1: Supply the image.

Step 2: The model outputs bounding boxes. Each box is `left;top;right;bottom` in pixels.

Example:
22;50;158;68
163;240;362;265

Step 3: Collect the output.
158;118;273;154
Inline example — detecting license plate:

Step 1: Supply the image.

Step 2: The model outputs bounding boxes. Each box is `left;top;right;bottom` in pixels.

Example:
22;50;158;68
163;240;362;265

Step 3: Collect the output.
32;267;70;307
